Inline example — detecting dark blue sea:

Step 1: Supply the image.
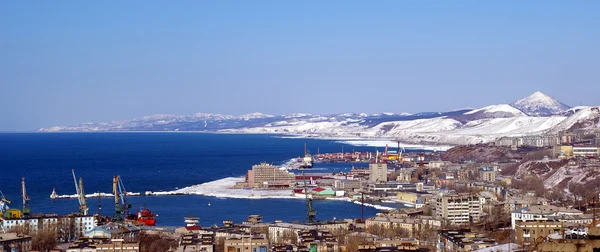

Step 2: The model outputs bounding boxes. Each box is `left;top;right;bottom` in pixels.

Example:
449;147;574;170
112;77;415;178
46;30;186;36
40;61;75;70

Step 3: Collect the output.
0;133;406;227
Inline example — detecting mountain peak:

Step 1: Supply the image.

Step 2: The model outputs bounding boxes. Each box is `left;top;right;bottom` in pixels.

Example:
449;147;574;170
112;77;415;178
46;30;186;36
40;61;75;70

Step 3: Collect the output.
511;91;570;116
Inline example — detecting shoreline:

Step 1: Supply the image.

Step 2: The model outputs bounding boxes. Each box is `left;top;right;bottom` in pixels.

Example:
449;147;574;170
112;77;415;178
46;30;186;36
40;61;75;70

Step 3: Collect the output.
53;177;398;211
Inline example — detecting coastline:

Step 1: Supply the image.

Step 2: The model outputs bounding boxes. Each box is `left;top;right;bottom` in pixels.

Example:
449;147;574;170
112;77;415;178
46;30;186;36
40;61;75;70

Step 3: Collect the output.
52;177;397;211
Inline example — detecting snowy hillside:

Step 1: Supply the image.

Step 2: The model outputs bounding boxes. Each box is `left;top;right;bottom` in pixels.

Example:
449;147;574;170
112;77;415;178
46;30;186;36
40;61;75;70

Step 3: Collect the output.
511;91;570;116
546;106;600;133
464;104;526;118
38;92;597;146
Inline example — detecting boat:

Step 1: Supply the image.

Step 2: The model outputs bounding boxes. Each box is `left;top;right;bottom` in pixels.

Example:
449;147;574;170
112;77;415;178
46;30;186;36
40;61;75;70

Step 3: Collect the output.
50;187;57;200
299;144;313;168
300;155;313;168
137;208;156;226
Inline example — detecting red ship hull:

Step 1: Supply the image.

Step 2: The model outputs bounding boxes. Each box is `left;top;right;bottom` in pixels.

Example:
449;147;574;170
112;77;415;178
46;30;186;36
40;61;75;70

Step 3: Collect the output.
138;217;156;226
137;209;156;226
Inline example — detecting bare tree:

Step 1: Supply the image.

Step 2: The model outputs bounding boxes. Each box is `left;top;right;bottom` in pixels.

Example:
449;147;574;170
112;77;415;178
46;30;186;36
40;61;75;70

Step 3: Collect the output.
140;232;178;252
281;230;298;245
215;237;225;252
8;224;58;252
344;234;373;252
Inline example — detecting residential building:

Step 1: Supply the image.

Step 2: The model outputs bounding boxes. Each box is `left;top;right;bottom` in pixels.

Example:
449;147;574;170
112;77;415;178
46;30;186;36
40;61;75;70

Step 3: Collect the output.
0;233;31;252
271;244;309;252
269;223;314;244
0;214;96;240
224;234;269;252
435;194;483;226
504;196;547;212
479;167;496;182
514;220;563;246
536;227;600;252
511;205;583;229
573;146;599;156
246;163;295;189
84;223;141;243
357;238;420;252
176;230;215;252
437;230;495;252
369;163;388;183
297;229;338;252
365;216;441;237
66;238;140;252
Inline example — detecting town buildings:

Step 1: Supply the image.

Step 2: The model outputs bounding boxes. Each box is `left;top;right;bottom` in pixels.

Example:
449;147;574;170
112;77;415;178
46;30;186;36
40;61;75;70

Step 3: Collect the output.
511;205;583;228
437;229;496;252
0;214;96;240
514;220;563;246
224;234;269;252
365;216;441;237
0;233;31;252
66;238;140;252
434;194;483;226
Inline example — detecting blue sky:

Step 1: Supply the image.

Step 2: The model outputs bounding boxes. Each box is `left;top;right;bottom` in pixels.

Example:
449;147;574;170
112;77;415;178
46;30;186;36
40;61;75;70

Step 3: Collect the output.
1;1;599;131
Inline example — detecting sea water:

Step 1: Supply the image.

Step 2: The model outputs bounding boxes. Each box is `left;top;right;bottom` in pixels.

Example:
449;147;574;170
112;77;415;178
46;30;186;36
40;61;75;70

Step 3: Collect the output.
0;133;407;227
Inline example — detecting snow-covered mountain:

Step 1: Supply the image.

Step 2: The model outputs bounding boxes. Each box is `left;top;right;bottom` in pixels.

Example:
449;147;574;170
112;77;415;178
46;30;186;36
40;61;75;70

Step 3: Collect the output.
38;92;597;146
464;104;526;118
511;91;570;116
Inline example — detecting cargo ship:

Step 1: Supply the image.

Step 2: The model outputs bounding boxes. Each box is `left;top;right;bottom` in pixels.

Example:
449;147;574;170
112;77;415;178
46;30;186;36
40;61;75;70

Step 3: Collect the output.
137;208;156;226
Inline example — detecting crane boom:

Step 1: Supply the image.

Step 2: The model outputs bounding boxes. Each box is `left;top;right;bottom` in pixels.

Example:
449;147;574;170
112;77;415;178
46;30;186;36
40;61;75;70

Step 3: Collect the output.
79;177;88;215
0;190;10;214
113;176;122;221
72;169;81;205
301;169;316;223
72;170;89;215
112;175;131;222
21;177;30;217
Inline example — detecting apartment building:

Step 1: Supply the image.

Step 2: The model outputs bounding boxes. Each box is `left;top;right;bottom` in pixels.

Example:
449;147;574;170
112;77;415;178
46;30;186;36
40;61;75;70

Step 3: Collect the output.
246;163;295;189
435;194;483;226
369;163;388;183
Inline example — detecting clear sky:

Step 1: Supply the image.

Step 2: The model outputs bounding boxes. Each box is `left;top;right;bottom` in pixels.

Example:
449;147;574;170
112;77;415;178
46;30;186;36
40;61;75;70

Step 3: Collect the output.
1;1;599;131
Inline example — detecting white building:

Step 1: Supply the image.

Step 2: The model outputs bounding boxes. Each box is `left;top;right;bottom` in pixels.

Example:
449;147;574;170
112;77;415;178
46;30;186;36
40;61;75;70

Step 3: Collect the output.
573;147;599;156
0;215;96;238
511;205;583;228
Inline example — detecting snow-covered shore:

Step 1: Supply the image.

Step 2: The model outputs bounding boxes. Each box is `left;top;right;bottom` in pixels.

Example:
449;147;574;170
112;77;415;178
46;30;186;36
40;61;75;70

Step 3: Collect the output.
53;176;399;211
148;177;397;211
150;177;301;199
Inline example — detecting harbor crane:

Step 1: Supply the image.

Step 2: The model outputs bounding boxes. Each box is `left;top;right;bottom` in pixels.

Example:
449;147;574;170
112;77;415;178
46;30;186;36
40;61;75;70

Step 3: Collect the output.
112;175;132;222
301;169;317;223
21;177;30;218
72;169;89;215
0;190;10;214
